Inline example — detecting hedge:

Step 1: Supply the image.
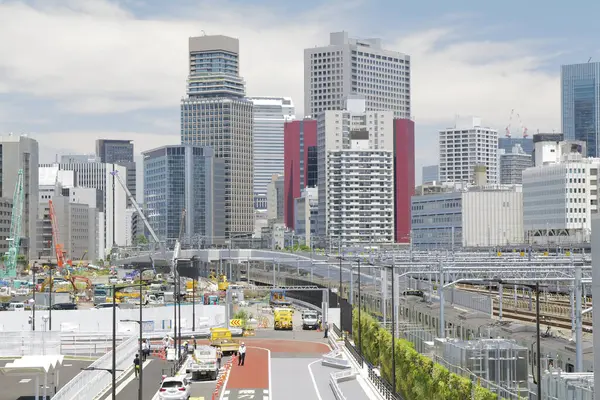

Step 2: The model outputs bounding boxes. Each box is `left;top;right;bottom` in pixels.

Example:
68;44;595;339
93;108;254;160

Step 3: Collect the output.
352;309;498;400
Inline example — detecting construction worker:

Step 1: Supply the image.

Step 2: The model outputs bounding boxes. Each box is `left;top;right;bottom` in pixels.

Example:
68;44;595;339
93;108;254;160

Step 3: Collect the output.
237;343;246;366
216;347;223;369
192;336;197;351
133;354;141;378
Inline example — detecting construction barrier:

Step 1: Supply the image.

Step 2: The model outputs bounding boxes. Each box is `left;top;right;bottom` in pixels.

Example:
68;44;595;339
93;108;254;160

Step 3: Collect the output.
211;357;234;400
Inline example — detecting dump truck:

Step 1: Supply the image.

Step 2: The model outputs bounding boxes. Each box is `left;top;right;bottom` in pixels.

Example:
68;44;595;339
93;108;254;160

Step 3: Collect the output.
186;345;219;380
274;308;293;330
209;327;240;355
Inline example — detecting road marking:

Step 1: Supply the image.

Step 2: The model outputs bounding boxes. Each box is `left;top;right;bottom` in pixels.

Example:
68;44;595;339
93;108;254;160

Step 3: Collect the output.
19;379;31;383
64;364;72;367
308;360;324;400
107;359;152;399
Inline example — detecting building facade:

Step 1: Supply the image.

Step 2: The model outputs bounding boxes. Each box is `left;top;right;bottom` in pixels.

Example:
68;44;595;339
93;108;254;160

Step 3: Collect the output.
499;144;533;185
422;165;439;184
143;145;225;245
304;31;411;118
438;117;498;185
0;135;39;259
394;119;415;243
317;98;395;244
561;62;600;157
294;187;318;246
523;141;597;244
266;174;284;221
498;137;533;155
248;97;295;210
0;198;12;255
95;139;136;207
180;35;254;237
411;185;524;248
283;119;317;229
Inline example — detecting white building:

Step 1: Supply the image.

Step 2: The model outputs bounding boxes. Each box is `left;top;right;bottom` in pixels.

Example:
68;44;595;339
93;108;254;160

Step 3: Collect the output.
439;117;498;185
523;140;597;244
39;163;127;257
411;184;524;248
304;31;411;118
294;187;318;246
247;97;295;210
266;174;284;221
317;97;395;244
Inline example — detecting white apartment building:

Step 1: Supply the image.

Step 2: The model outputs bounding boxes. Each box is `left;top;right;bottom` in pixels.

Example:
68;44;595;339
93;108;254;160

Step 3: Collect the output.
439;117;498;185
304;31;411;118
247;97;295;210
266;174;284;221
317;97;395;244
523;140;597;244
411;183;524;248
294;187;318;246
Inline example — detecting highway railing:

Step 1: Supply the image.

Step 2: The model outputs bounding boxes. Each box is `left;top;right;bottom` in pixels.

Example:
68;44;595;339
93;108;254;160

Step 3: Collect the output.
52;335;138;400
343;336;363;368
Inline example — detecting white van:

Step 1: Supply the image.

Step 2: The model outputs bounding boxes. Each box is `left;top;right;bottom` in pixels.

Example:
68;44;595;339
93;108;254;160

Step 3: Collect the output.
8;303;25;311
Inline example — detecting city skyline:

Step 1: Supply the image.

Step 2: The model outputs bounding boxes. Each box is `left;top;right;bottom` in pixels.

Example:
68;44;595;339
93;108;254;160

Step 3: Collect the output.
0;0;589;183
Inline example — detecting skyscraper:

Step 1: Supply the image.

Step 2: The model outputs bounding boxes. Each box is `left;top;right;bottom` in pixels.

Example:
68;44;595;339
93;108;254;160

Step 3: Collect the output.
304;31;411;118
143;145;225;244
247;97;295;210
181;35;254;237
95;139;136;206
561;62;600;157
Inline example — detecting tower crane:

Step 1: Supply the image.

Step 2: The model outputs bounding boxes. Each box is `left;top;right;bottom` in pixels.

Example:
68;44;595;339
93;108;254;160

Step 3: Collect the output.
516;112;529;138
505;109;514;138
2;169;24;278
48;199;66;269
109;170;165;257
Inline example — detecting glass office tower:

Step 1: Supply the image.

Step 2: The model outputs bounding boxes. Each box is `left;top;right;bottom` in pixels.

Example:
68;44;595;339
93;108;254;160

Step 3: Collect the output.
561;62;600;157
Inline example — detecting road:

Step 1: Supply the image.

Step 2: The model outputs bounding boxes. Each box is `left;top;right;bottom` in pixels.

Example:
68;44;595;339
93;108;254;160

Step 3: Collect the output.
0;359;91;400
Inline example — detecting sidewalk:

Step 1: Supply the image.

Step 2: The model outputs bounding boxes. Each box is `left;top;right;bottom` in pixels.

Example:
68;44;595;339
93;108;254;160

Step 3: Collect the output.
327;330;386;400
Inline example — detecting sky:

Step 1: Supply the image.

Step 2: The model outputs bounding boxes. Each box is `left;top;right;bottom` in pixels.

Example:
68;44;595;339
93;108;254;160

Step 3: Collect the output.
0;0;598;183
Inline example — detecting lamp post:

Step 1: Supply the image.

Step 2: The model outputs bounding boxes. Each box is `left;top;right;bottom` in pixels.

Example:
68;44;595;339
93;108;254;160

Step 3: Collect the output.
338;254;343;333
32;264;37;331
112;283;116;400
357;258;362;361
390;264;396;394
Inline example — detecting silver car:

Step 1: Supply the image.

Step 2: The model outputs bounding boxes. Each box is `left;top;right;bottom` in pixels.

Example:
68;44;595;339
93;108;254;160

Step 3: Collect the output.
158;377;191;400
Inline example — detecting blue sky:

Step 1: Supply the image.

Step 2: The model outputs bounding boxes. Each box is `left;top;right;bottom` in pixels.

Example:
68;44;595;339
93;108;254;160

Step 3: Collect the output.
0;0;595;182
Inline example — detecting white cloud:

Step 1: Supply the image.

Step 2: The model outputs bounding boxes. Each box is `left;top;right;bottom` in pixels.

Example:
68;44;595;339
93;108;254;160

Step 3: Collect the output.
0;0;563;173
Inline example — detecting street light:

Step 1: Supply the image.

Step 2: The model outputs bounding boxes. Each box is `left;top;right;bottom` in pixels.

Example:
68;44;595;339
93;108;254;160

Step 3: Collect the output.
357;258;362;362
31;263;37;331
389;264;396;394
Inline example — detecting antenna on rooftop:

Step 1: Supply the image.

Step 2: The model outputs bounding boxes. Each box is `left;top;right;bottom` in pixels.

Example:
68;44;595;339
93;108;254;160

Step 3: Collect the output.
588;57;592;63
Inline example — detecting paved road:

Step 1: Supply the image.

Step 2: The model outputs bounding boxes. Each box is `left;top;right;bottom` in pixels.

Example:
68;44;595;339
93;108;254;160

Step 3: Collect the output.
0;359;91;400
223;388;269;400
189;355;232;399
272;358;325;400
110;357;170;400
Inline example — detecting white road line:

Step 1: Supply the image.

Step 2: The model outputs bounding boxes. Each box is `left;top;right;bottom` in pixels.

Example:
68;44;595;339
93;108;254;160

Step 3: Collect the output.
19;379;31;383
106;359;152;400
307;360;324;400
64;364;72;367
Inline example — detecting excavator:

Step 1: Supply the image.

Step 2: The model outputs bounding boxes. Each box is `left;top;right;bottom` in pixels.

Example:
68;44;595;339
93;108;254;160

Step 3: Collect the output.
40;275;92;294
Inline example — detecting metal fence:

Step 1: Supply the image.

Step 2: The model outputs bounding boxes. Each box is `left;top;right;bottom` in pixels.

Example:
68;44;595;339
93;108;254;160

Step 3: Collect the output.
367;365;403;400
343;336;363;367
52;335;138;400
0;331;61;356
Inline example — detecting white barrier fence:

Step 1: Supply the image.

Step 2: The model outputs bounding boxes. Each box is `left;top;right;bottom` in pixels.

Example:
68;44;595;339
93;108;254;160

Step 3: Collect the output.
322;348;351;369
52;335;138;400
0;331;62;356
329;369;359;400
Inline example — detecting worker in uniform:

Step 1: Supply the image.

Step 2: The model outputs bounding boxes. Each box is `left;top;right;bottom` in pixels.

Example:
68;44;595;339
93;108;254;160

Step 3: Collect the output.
133;354;141;378
237;343;246;366
216;347;223;369
192;336;197;351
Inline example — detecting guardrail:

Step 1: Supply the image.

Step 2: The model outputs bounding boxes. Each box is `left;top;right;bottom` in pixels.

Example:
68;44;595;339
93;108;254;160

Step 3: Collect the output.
343;336;363;368
367;364;403;400
322;348;351;369
52;335;138;400
329;369;358;400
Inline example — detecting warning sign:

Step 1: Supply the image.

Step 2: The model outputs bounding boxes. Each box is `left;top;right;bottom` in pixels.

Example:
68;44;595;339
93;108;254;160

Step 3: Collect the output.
230;319;242;327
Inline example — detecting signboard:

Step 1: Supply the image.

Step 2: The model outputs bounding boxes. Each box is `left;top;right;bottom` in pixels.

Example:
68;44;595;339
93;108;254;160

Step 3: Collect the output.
230;319;242;327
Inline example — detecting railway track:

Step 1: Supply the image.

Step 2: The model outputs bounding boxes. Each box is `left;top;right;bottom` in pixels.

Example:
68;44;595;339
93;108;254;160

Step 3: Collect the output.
458;285;592;308
492;306;593;333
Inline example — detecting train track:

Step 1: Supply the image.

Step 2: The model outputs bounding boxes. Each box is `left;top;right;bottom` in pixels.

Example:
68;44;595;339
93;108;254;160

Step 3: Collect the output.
458;284;592;308
492;306;593;333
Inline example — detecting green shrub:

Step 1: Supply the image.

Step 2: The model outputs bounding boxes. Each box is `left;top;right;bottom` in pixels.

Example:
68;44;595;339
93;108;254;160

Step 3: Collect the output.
352;309;497;400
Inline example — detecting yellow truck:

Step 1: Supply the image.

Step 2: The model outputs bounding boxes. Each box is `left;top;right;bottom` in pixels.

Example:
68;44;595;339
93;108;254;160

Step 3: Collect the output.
209;327;240;355
274;308;293;330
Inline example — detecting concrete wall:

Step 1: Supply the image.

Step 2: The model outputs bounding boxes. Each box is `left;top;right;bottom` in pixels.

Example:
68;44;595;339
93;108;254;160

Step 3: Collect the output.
0;304;225;333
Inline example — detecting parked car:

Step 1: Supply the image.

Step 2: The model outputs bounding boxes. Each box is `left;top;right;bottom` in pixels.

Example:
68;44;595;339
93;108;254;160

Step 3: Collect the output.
52;303;78;310
158;376;191;400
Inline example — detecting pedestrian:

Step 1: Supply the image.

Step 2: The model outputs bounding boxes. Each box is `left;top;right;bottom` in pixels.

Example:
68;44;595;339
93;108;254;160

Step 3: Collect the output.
216;347;223;369
192;336;197;351
144;340;151;360
133;354;140;378
237;343;246;366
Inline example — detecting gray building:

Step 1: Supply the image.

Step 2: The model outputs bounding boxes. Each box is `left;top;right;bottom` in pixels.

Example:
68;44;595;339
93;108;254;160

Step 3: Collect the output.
561;62;600;157
143;145;225;244
96;139;136;207
61;154;99;163
0;198;12;254
422;165;439;184
499;144;533;185
304;31;411;118
498;137;533;155
0;135;39;259
181;35;254;238
266;174;284;221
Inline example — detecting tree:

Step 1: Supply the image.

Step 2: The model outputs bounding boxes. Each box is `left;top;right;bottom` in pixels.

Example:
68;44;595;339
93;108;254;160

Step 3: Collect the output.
134;235;148;245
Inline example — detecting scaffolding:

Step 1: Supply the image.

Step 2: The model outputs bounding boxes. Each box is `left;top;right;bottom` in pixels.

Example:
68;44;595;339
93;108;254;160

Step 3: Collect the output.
541;370;594;400
434;338;529;399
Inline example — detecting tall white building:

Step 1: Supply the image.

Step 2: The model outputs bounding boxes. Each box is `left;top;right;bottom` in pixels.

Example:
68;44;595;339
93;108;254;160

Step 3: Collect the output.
247;97;295;210
294;187;318;246
317;97;395;244
523;140;597;244
304;31;411;118
439;117;498;185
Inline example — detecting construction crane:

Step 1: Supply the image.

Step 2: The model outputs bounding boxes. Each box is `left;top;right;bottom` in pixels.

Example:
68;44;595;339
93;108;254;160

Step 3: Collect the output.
505;109;514;138
516;112;529;138
172;209;186;268
48;199;66;269
110;170;165;257
3;169;24;278
505;109;529;138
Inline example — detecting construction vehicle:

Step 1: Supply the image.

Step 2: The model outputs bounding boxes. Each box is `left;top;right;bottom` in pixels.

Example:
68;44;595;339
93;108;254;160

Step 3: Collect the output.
209;327;240;355
2;169;24;278
274;308;293;330
301;310;319;330
186;345;219;380
217;275;229;291
48;199;67;271
203;292;219;305
270;289;291;307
